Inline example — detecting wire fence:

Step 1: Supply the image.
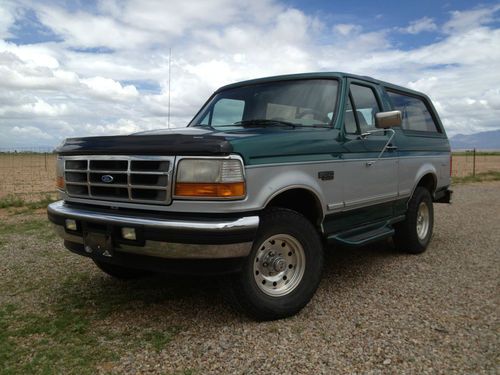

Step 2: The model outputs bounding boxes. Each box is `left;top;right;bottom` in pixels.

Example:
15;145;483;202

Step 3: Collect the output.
451;149;500;177
0;148;58;200
0;147;499;201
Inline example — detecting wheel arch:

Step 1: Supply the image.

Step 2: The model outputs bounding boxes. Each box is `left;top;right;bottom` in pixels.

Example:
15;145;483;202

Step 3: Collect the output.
264;186;324;229
410;164;438;201
416;173;437;193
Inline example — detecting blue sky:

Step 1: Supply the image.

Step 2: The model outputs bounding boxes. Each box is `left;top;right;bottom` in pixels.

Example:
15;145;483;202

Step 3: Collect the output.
1;0;499;147
288;1;497;27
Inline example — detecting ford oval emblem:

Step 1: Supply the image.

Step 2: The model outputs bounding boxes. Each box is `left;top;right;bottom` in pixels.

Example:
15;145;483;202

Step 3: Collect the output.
101;174;114;183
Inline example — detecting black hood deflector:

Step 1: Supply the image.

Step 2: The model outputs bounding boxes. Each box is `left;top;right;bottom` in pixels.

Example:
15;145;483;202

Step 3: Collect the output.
55;129;233;156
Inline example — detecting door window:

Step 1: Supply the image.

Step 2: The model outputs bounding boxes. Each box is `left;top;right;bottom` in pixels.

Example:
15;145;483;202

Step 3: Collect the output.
346;84;381;133
344;95;358;134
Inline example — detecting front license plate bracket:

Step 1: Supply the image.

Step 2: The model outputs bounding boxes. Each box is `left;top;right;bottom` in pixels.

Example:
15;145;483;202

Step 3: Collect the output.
83;224;114;257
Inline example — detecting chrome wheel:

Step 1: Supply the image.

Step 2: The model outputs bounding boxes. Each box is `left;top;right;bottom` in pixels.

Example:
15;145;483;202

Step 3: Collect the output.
253;234;306;297
416;201;430;240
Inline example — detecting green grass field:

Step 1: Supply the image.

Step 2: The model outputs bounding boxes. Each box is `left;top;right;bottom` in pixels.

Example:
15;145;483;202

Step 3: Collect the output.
0;208;195;374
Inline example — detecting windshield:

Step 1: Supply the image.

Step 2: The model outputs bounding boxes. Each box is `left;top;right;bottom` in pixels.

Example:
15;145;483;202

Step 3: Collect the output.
189;79;338;128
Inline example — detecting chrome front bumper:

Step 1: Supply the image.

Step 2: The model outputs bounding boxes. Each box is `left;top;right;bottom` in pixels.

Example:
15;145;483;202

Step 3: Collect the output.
48;201;259;259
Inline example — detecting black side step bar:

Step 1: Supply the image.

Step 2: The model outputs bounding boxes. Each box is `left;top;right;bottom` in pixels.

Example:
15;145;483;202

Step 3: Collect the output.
328;226;394;247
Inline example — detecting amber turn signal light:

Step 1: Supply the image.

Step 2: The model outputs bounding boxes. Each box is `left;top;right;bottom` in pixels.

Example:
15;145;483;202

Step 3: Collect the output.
175;182;245;198
56;176;65;189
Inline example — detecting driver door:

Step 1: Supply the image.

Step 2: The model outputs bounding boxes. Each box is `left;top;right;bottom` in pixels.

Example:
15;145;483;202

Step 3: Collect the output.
340;80;399;223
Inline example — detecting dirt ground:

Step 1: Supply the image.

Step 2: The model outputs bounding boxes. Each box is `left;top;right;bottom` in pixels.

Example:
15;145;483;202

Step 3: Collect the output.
1;181;499;374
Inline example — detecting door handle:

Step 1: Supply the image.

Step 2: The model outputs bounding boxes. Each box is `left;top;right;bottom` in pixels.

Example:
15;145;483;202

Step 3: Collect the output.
362;128;396;167
386;145;398;151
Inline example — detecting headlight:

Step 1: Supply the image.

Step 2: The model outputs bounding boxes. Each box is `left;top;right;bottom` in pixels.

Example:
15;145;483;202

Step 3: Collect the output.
56;156;64;190
175;158;245;199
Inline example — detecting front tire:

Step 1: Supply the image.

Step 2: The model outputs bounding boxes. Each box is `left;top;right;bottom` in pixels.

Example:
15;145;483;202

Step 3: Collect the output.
394;187;434;254
226;208;324;321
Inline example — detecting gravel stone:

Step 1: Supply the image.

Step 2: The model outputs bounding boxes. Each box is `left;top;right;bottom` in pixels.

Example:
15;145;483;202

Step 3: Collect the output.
1;182;498;374
111;182;499;374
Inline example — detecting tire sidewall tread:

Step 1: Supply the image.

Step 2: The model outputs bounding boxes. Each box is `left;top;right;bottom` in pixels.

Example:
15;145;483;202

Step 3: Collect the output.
395;187;434;254
226;207;324;321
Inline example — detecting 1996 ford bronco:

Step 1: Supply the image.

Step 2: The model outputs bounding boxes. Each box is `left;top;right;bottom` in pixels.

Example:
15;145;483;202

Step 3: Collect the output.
48;72;452;320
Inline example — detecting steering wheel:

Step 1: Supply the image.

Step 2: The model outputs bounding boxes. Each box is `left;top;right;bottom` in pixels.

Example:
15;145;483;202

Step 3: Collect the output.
297;109;330;123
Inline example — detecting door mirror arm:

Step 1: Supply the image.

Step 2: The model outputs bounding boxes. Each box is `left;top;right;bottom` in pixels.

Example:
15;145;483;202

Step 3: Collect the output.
358;128;396;166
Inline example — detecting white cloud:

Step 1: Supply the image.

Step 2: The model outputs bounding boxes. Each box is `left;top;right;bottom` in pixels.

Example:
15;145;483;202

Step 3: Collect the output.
0;0;500;147
443;4;500;33
33;0;285;50
0;50;77;90
35;6;152;50
111;0;242;35
399;17;437;34
483;89;500;110
0;40;60;68
333;23;362;36
11;125;53;140
0;2;15;39
0;96;71;118
81;76;139;101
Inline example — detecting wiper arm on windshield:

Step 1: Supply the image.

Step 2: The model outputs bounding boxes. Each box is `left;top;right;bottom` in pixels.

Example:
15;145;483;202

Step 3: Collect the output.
202;119;332;128
231;119;298;128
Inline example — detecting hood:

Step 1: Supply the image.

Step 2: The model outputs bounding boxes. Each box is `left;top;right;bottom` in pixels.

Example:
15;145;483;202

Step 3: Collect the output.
55;126;342;162
55;127;233;156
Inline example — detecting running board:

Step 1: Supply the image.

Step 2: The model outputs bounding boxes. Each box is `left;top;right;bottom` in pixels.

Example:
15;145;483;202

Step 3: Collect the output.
328;225;395;247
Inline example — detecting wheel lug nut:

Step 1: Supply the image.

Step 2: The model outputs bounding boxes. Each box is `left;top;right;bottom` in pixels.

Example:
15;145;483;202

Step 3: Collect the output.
263;262;268;267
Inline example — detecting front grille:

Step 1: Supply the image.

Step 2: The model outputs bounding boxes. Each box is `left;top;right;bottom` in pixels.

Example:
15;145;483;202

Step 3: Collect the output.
63;156;175;204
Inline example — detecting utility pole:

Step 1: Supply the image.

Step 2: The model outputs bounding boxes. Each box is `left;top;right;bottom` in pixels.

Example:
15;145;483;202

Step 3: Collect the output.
167;48;171;129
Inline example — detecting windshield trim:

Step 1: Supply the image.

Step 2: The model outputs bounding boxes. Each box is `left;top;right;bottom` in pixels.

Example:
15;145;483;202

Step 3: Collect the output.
188;77;341;129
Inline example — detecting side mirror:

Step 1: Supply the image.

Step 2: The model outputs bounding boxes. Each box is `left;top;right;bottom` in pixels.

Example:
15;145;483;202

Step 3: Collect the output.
375;110;402;129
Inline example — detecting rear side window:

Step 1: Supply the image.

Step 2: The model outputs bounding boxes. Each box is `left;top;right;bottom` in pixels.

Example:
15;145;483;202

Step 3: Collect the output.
386;90;440;133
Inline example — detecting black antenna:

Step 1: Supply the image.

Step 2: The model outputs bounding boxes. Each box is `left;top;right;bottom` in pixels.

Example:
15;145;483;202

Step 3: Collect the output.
168;48;171;129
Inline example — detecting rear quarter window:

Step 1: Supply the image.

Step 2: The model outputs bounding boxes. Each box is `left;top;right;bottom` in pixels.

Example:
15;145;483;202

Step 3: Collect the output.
386;90;440;133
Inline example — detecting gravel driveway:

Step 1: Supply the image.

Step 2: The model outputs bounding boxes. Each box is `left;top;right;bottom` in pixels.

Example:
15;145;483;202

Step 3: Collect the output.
1;181;499;374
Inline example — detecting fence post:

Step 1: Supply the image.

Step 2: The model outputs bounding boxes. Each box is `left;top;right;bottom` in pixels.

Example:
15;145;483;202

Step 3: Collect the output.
44;152;47;171
472;148;476;177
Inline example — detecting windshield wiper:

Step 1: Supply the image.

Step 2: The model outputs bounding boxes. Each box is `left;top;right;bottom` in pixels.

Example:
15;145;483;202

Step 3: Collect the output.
200;119;331;129
231;119;299;128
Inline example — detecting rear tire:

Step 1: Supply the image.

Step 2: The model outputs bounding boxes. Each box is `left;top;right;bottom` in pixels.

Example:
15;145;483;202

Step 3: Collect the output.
93;260;150;280
394;187;434;254
226;208;324;321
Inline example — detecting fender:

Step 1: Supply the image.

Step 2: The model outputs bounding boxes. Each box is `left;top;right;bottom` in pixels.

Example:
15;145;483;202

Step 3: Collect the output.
408;163;438;203
247;168;326;218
